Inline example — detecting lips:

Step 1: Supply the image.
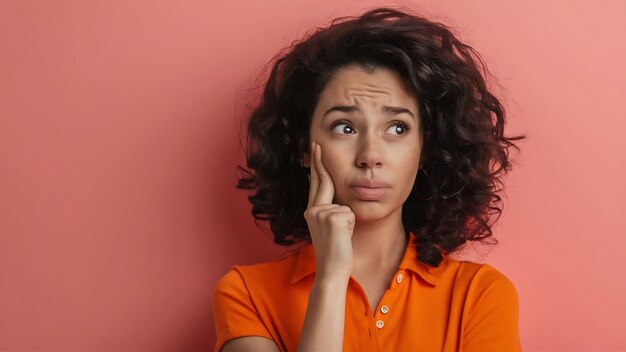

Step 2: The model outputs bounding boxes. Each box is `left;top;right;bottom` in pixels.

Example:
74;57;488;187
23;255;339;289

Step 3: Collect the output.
350;179;391;188
351;187;388;200
349;179;391;200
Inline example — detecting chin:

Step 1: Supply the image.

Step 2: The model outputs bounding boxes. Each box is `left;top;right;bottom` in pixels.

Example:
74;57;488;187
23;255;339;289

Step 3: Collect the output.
354;213;383;224
349;201;391;223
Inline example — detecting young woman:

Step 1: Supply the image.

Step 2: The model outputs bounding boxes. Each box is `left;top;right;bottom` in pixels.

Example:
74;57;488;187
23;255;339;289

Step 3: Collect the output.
213;7;525;352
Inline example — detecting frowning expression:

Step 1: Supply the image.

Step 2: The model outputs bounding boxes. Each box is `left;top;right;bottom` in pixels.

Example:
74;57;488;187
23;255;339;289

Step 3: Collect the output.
303;64;424;223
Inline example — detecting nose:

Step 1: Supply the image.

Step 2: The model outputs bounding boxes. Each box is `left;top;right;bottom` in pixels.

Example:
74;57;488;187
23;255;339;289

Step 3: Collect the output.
356;132;383;169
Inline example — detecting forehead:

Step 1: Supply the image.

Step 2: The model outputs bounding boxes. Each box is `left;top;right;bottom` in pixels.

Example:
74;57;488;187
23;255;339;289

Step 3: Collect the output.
319;65;417;105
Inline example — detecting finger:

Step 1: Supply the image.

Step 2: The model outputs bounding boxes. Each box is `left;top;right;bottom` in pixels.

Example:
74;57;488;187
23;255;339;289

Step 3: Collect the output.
318;208;354;217
305;204;340;218
307;142;319;209
317;205;352;215
313;143;335;206
307;204;339;214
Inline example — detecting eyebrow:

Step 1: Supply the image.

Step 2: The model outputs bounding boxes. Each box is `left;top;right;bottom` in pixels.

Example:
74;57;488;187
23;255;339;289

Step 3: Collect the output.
322;105;417;119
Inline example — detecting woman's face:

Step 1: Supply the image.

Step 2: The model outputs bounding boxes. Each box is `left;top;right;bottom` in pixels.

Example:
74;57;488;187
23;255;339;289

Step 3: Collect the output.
303;65;424;223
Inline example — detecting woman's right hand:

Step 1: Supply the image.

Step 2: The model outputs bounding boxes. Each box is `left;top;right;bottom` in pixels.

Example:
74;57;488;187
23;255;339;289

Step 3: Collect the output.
303;142;356;281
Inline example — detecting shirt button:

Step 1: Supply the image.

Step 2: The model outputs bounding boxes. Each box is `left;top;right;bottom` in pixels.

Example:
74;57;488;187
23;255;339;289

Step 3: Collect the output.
381;305;389;314
396;272;404;284
376;320;385;329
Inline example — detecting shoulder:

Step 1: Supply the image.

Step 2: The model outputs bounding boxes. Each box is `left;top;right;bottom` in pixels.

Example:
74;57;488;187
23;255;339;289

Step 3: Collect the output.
212;247;304;327
436;258;519;311
213;247;303;296
466;261;518;299
445;258;517;293
442;259;519;315
446;261;521;349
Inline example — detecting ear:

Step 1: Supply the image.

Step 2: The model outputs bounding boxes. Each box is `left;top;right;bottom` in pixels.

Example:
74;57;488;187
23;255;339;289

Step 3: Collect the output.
300;151;311;168
298;138;312;168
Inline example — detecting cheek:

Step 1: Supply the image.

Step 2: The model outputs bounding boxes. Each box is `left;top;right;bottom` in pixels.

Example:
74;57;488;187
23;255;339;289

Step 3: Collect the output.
319;148;349;187
321;152;342;180
396;149;421;185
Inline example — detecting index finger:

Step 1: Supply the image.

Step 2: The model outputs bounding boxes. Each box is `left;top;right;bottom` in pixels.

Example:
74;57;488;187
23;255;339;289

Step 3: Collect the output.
307;142;319;209
312;143;335;206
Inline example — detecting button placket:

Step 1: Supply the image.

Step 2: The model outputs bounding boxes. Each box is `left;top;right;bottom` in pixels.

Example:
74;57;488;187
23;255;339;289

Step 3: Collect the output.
372;271;404;332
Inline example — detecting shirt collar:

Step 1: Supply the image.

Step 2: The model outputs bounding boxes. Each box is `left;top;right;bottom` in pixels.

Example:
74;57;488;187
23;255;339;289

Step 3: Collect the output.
290;231;445;286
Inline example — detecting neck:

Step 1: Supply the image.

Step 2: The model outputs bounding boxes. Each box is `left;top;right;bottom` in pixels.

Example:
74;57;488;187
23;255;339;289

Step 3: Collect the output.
351;206;408;271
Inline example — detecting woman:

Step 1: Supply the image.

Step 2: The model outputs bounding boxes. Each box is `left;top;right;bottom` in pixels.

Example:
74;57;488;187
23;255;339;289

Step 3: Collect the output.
213;7;525;352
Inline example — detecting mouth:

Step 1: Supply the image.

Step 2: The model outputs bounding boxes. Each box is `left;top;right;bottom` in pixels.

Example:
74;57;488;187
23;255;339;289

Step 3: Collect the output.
350;186;388;201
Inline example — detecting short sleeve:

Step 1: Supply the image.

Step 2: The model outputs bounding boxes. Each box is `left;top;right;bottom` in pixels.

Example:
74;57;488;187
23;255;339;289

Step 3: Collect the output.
462;264;521;352
212;266;273;352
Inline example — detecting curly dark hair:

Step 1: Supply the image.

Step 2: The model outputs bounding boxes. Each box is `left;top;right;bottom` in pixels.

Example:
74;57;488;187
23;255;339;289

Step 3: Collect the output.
235;7;526;267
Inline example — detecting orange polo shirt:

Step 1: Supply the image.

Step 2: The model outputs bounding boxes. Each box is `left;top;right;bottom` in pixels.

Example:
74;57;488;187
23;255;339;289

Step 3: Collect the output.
213;231;521;351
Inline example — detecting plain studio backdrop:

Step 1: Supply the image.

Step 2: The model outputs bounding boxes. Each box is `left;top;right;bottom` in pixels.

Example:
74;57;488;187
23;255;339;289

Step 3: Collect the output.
1;0;625;351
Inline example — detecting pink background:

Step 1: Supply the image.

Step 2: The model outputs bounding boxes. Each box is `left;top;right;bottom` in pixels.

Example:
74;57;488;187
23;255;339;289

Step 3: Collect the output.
1;0;625;351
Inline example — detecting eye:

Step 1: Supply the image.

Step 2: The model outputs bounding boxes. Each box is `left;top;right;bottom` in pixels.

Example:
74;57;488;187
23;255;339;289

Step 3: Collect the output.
330;121;355;134
385;122;411;136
